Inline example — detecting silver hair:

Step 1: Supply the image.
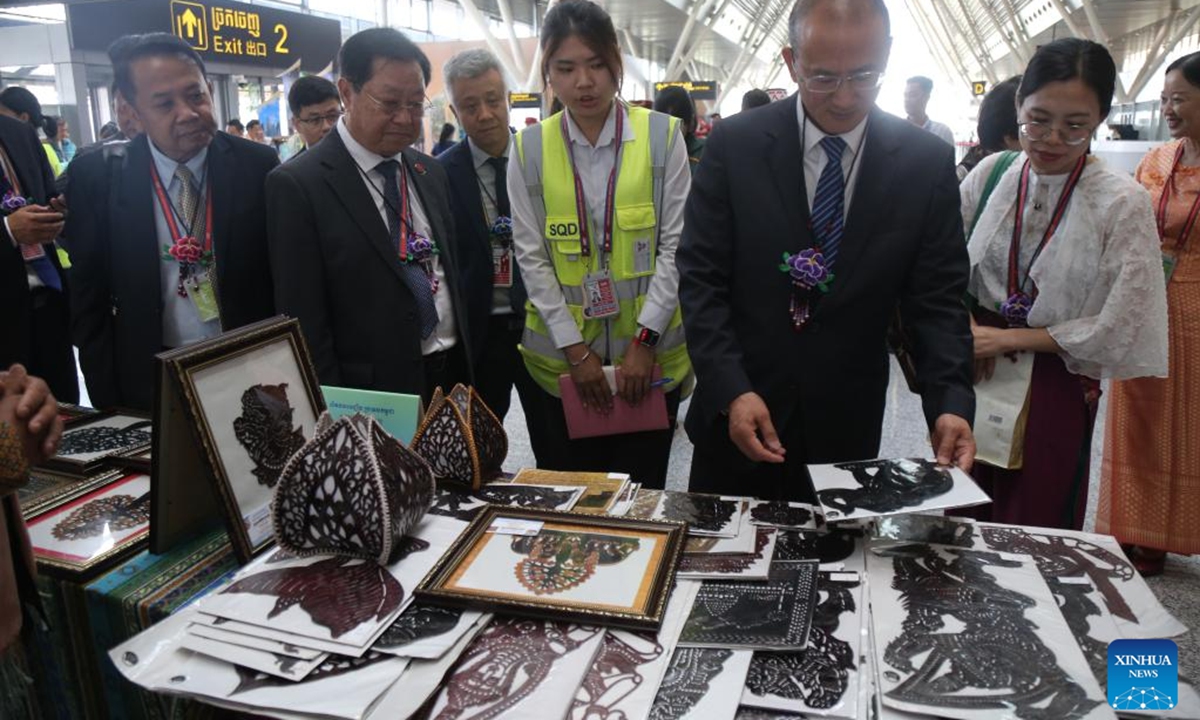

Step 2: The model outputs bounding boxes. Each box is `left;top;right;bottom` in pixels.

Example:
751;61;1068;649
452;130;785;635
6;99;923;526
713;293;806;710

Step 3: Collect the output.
443;48;507;106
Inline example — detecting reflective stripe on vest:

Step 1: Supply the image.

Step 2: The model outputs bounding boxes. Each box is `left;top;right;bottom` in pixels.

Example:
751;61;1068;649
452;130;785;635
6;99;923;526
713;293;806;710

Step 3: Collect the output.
515;104;693;398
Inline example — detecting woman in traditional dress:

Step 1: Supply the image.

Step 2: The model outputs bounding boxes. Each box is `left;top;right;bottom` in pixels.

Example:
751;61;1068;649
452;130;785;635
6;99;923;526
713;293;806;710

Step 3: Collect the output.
1097;52;1200;575
960;38;1168;531
507;0;694;488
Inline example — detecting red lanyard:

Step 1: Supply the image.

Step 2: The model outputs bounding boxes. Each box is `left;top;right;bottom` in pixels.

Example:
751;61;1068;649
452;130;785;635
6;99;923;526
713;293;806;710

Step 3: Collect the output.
1008;155;1086;297
562;105;623;257
1156;142;1200;252
394;161;417;262
150;162;212;252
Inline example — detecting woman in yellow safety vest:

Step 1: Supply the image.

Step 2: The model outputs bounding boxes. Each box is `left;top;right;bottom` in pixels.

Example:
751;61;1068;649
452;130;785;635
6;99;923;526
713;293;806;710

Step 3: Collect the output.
508;0;694;489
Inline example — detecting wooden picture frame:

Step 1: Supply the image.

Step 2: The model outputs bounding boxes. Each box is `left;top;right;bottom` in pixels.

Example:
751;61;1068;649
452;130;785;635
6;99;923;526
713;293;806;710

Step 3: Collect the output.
26;472;151;579
416;506;687;631
110;446;153;475
40;409;152;477
153;316;325;563
18;468;124;521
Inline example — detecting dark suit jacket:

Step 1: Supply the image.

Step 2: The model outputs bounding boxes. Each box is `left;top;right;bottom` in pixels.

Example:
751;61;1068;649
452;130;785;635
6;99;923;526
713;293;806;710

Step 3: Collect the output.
266;128;474;394
65;132;279;411
678;97;974;465
0;115;68;375
438;138;526;362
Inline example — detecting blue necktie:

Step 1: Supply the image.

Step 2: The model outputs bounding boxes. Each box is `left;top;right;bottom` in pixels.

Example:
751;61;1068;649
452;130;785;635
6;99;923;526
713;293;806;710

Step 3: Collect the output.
0;160;60;291
811;135;847;267
376;160;439;339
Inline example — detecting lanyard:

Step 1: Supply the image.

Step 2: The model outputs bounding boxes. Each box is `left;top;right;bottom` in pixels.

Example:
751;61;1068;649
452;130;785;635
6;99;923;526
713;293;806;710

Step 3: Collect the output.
150;162;212;252
1156;142;1200;253
355;160;419;261
562;105;623;257
1008;155;1086;297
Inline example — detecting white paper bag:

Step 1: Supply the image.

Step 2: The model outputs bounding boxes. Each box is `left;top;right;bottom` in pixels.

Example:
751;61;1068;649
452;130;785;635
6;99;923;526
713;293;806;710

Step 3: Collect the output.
973;351;1034;469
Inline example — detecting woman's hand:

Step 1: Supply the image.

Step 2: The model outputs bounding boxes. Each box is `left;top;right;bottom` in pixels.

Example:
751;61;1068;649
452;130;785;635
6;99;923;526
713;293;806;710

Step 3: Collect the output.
972;324;1012;359
565;344;612;413
617;341;655;405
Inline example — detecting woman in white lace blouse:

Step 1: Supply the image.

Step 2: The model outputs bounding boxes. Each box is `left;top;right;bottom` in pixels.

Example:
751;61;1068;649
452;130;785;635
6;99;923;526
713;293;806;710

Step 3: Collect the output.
959;38;1168;531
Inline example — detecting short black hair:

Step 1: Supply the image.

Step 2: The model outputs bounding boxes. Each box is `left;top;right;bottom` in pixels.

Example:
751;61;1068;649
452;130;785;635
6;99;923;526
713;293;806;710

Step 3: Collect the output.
653;85;696;133
226;118;244;131
741;88;771;111
109;33;207;103
1018;37;1116;119
246;119;262;131
42;114;59;140
1167;51;1200;89
339;27;431;90
0;86;44;128
788;0;890;52
977;75;1021;152
907;76;933;94
288;75;339;117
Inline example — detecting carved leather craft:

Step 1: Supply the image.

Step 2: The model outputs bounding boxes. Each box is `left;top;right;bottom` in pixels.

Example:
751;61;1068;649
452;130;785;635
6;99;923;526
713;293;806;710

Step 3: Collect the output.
511;530;641;596
649;648;734;720
749;501;814;528
232;651;390;695
475;484;579;510
679;562;817;648
773;529;859;564
411;384;507;490
879;543;1102;719
51;493;150;541
272;412;434;564
223;556;407;639
820;459;953;516
375;604;463;650
660;493;737;533
573;631;664;718
679;527;771;574
232;383;306;488
57;419;151;458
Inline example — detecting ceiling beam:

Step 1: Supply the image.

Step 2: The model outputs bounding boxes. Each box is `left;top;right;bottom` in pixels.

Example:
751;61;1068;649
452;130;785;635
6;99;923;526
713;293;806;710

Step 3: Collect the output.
1126;5;1200;101
1078;0;1129;102
904;0;968;86
931;0;999;85
977;0;1028;66
1045;0;1088;40
457;0;523;88
495;0;528;80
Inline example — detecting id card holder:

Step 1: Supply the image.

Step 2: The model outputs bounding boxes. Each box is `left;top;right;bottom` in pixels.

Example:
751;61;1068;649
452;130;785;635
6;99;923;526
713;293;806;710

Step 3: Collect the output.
633;237;653;275
493;245;513;288
1163;252;1179;284
188;268;221;323
582;270;620;319
19;242;46;262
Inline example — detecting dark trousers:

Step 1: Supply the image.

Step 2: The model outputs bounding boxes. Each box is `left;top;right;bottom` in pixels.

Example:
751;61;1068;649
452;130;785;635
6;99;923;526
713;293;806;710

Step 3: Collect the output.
422;343;470;406
473;313;550;465
532;385;683;490
23;289;79;404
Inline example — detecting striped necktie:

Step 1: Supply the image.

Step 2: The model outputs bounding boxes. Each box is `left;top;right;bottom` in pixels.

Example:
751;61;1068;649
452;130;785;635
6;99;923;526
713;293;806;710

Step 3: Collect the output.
811;135;847;267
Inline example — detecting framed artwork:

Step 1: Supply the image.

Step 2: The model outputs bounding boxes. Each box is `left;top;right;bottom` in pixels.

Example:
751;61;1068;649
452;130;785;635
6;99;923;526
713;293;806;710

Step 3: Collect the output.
111;446;153;475
154;317;325;562
416;506;687;631
26;472;151;578
18;468;123;520
56;402;97;422
41;410;152;477
508;469;630;515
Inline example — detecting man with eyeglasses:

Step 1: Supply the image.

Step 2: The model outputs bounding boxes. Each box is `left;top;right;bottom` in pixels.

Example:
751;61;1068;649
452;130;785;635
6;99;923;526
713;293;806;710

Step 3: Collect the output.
678;0;976;502
266;28;474;402
287;75;341;155
438;49;546;454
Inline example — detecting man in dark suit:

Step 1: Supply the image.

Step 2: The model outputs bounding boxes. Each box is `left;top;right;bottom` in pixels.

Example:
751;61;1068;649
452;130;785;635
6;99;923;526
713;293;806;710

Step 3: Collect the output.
678;0;976;501
438;48;543;449
288;75;341;155
66;34;278;411
0;112;77;405
267;28;473;401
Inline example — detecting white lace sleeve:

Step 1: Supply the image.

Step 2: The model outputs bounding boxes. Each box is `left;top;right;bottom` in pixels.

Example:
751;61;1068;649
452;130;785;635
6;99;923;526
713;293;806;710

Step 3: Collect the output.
1046;185;1169;379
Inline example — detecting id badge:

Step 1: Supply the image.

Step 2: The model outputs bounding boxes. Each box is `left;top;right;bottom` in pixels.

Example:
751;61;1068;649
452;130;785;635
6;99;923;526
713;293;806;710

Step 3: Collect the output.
633;237;653;275
582;270;620;319
493;245;513;288
19;242;46;261
1163;252;1179;284
188;270;221;323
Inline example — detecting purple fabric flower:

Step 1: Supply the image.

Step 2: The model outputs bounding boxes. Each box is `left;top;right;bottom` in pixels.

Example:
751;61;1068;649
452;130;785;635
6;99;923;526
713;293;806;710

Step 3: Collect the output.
779;249;833;292
407;233;435;261
999;292;1032;328
491;215;513;238
1;191;27;212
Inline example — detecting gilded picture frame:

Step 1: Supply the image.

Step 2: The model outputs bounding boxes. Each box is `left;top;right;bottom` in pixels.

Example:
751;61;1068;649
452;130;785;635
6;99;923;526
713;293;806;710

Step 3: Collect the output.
40;409;152;477
18;467;124;521
415;506;687;631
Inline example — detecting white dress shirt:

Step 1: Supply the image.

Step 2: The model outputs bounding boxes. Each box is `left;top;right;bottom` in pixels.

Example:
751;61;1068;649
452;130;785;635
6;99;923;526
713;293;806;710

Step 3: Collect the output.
798;94;869;217
508;101;691;351
337;120;457;355
922;118;956;146
469;135;515;316
148;140;221;348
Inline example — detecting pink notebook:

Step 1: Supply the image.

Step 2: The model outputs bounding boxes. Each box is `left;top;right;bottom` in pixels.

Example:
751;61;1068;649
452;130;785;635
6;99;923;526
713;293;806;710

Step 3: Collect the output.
558;365;669;439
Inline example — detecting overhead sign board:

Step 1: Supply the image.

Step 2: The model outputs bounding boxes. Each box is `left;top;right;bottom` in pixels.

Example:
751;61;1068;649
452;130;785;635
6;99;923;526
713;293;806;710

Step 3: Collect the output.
68;0;341;73
972;80;988;97
509;92;542;109
654;80;719;101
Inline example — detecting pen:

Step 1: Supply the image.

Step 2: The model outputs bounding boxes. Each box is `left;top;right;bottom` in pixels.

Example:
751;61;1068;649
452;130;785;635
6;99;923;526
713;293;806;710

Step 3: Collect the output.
649;377;674;388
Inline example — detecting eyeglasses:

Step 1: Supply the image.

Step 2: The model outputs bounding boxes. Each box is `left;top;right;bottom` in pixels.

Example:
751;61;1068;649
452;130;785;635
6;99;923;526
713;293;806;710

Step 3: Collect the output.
1019;120;1094;146
797;70;884;94
297;110;343;128
361;89;432;119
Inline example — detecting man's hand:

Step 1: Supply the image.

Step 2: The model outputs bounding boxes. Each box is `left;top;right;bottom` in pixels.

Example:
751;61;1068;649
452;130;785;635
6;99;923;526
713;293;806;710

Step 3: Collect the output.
931;413;974;473
974;357;996;384
6;204;64;246
48;195;68;216
728;392;786;464
565;344;613;414
0;364;63;462
617;341;654;405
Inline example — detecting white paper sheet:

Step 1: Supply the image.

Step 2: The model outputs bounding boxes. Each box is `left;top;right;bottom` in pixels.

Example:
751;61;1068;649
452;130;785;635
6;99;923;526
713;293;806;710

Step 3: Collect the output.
809;459;990;523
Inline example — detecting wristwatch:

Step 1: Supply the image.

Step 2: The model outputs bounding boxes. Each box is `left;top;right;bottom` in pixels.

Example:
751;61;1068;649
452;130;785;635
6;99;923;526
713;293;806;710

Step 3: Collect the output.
635;326;661;348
